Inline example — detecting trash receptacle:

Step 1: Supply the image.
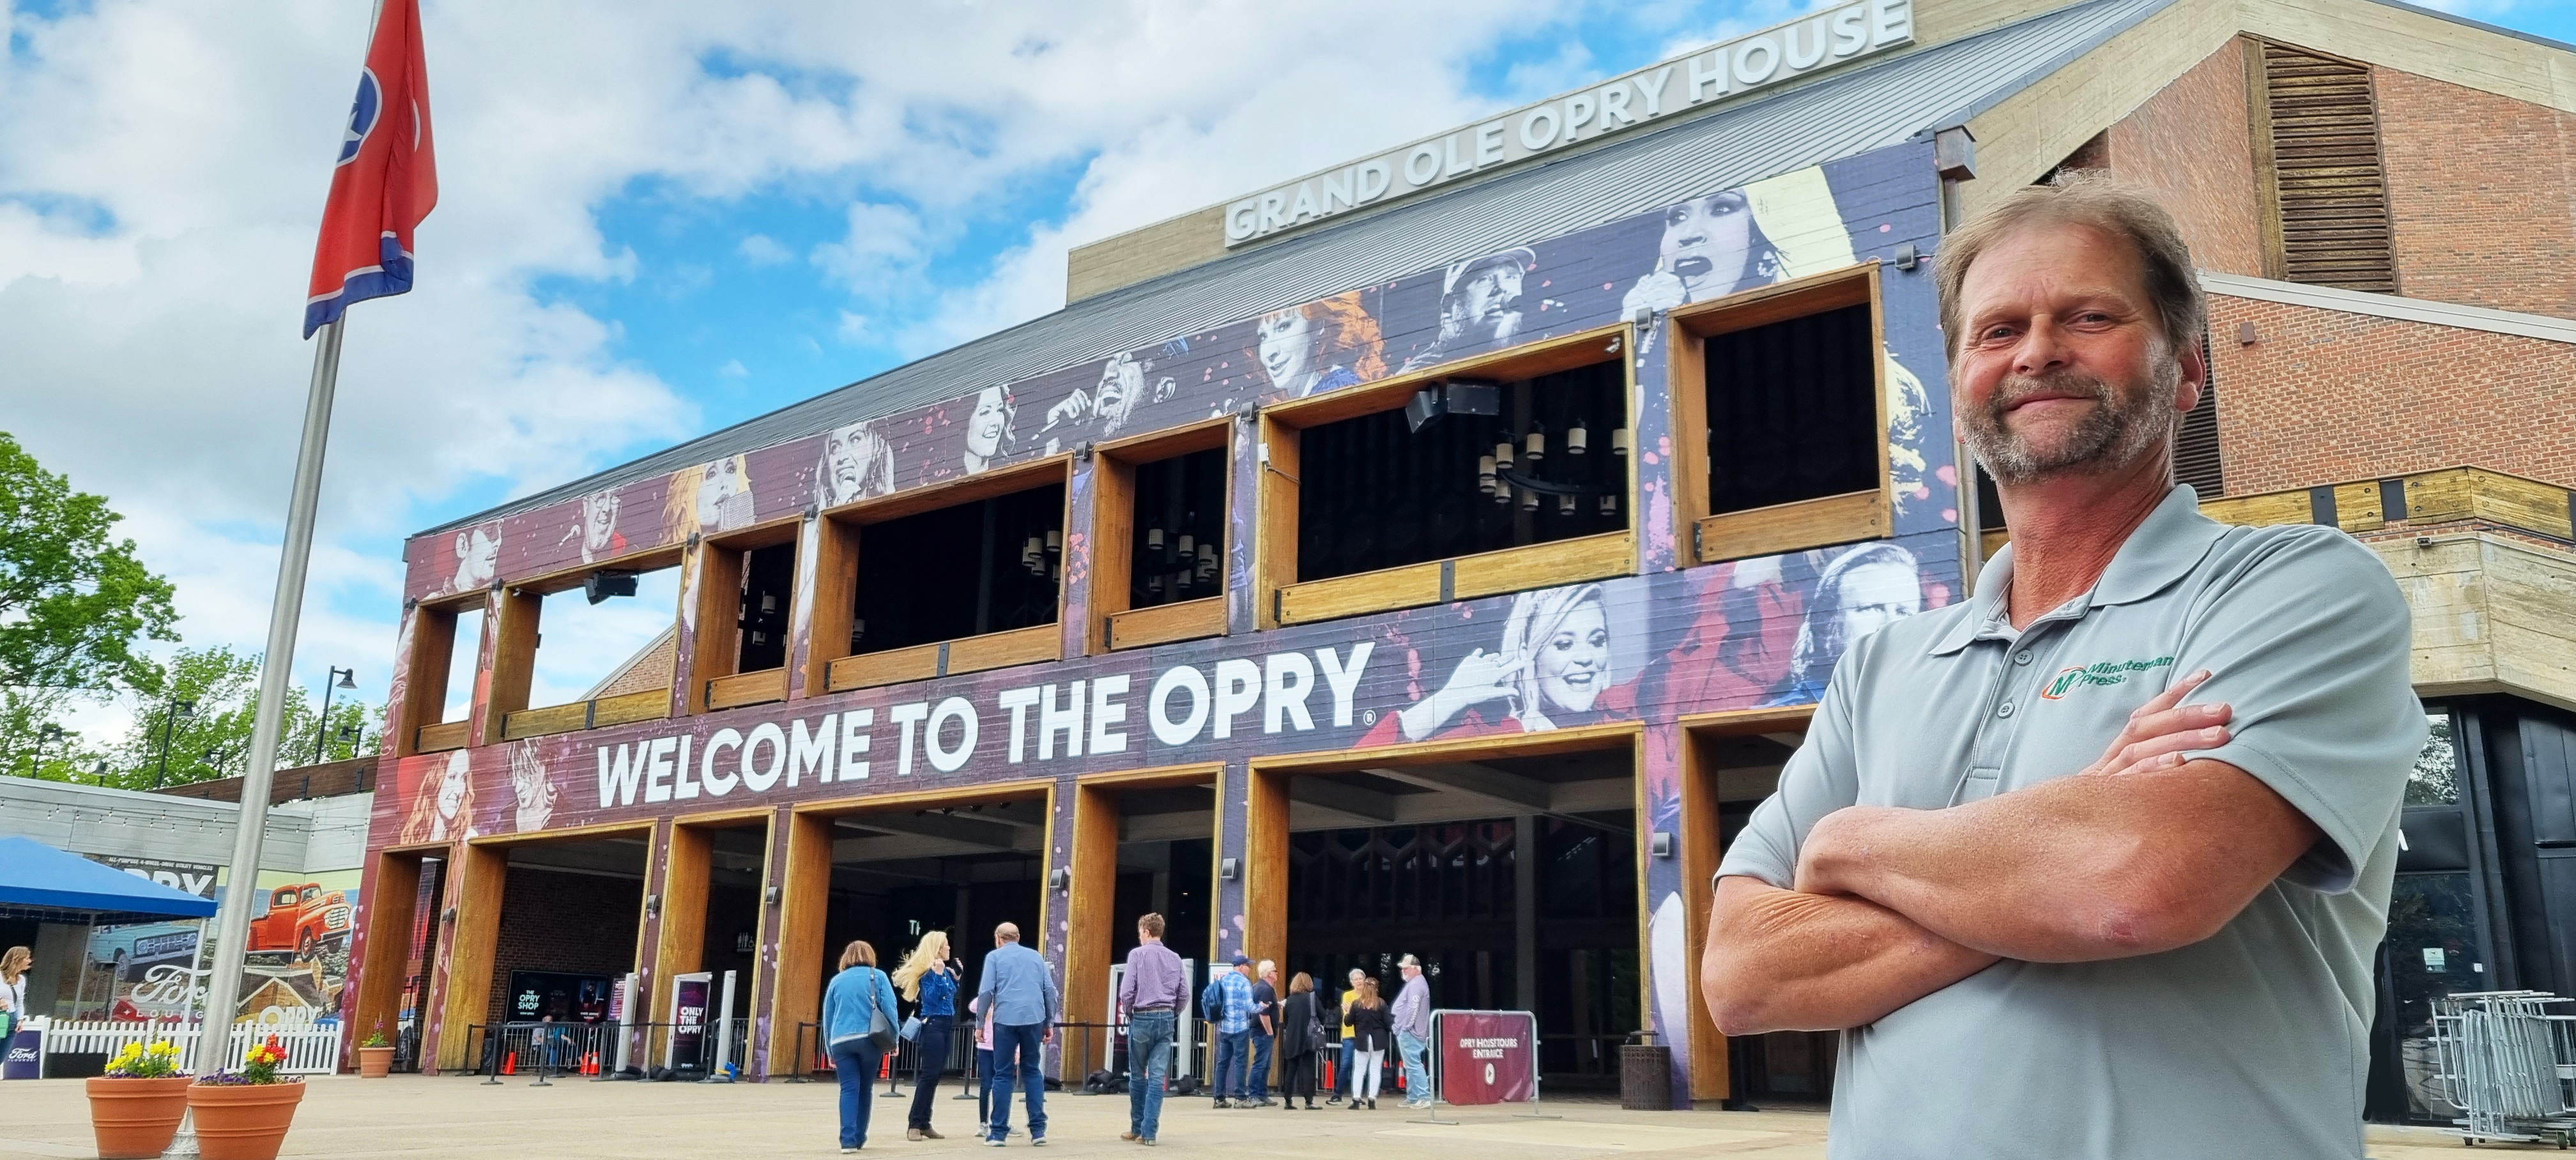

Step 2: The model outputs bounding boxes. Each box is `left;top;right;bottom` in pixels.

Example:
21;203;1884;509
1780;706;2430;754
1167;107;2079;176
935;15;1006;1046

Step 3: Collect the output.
1620;1041;1673;1110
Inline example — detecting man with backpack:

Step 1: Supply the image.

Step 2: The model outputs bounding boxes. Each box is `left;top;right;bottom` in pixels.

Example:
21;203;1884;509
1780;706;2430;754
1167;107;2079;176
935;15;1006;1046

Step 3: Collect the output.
1203;954;1257;1108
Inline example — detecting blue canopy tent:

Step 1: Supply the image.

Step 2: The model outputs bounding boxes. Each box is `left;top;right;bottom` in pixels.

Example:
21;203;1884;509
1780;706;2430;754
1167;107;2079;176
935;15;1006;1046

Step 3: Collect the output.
0;836;217;925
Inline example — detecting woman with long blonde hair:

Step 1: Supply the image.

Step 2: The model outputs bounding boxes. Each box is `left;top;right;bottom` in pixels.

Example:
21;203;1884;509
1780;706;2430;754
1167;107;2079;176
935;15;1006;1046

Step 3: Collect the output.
889;930;963;1140
0;946;31;1041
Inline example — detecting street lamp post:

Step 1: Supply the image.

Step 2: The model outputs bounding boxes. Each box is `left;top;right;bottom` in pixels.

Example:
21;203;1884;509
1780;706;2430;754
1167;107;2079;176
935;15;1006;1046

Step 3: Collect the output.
310;666;357;765
153;698;197;788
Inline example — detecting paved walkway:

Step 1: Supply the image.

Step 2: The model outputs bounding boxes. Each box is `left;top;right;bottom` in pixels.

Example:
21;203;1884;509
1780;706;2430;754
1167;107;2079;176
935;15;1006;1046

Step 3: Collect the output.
0;1076;2505;1157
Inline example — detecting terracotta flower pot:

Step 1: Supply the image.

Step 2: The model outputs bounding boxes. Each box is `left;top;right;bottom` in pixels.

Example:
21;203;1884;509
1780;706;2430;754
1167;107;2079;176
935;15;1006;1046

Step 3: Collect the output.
187;1080;307;1160
357;1045;395;1078
86;1075;193;1160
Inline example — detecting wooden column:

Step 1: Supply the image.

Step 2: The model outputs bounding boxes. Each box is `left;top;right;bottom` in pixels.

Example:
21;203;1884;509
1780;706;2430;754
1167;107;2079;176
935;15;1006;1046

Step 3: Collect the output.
462;589;505;748
1084;455;1136;655
1252;417;1299;630
477;587;540;745
1658;312;1706;573
386;602;452;758
684;546;745;715
1676;727;1731;1103
433;841;507;1072
1241;764;1290;975
1061;779;1122;1078
650;823;713;1025
627;819;674;1072
796;517;859;700
765;809;833;1079
351;850;422;1062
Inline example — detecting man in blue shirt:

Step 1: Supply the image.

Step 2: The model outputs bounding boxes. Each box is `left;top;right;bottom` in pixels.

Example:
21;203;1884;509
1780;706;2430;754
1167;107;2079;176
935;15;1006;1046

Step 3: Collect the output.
1206;954;1256;1108
976;922;1059;1147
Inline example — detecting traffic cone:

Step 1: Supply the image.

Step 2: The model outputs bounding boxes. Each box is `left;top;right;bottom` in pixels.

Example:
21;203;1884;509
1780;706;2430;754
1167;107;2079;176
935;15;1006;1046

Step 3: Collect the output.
878;1055;892;1079
503;1050;517;1076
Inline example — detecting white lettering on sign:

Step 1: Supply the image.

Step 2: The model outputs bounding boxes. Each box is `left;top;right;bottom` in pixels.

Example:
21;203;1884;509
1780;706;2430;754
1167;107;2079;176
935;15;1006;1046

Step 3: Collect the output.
590;645;1379;812
1222;1;1910;245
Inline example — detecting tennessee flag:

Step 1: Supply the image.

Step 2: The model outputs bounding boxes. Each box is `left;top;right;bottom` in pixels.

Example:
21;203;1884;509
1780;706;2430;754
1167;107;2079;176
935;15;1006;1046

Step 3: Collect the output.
303;0;436;338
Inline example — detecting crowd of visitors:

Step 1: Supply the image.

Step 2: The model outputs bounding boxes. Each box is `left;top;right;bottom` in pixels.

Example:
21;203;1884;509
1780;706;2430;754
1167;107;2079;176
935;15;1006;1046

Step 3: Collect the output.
824;916;1437;1150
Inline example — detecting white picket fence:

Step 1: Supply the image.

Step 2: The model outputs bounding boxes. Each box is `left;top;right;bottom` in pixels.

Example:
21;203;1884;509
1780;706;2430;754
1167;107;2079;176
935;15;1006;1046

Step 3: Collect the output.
37;1018;344;1076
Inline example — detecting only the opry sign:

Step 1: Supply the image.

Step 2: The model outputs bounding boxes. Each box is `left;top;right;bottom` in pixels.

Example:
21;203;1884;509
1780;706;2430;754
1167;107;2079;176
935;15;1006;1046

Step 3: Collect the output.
1223;0;1914;246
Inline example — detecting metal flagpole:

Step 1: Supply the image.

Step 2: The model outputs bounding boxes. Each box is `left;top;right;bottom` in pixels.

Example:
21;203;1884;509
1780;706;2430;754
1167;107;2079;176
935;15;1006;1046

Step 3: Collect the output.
167;316;347;1156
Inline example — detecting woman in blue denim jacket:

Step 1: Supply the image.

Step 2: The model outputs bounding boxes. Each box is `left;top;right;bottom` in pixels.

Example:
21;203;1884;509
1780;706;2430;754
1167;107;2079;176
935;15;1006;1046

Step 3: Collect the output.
824;940;901;1152
890;930;964;1140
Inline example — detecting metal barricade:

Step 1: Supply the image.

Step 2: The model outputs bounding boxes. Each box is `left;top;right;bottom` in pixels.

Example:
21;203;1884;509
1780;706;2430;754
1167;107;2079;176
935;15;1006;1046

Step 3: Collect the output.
468;1021;620;1082
2430;989;2576;1146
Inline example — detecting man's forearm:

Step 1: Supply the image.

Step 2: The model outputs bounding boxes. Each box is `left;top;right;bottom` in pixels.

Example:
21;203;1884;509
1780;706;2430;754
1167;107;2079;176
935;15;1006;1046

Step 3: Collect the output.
1796;760;2318;962
1699;875;1997;1035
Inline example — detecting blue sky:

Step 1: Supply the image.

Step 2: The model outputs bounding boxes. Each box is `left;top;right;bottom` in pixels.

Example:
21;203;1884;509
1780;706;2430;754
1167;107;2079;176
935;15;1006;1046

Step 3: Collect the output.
3;0;2569;744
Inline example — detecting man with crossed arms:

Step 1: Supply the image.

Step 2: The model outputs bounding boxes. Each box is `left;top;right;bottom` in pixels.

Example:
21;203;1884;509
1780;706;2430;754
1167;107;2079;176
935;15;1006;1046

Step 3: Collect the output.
1701;175;2423;1159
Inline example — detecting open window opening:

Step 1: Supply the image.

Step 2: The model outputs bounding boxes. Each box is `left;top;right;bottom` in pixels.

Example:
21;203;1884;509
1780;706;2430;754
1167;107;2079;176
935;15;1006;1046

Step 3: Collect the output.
827;473;1068;692
1298;364;1626;580
494;562;682;741
1262;328;1636;627
690;528;800;714
1095;428;1231;653
1675;268;1890;565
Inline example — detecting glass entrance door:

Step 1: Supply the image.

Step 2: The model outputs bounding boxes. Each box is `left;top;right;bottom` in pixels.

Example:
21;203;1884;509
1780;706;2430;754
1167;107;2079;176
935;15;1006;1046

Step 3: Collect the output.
2381;871;2489;1120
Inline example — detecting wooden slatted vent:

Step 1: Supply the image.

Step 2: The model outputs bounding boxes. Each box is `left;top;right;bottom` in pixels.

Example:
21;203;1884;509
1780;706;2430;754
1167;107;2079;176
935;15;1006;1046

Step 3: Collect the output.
2175;333;2225;496
2263;44;2397;293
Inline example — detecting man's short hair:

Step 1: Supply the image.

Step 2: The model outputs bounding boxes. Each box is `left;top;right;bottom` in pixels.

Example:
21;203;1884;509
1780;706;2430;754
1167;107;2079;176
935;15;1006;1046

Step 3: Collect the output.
1137;912;1165;938
995;922;1020;943
1934;171;2206;362
1258;959;1276;975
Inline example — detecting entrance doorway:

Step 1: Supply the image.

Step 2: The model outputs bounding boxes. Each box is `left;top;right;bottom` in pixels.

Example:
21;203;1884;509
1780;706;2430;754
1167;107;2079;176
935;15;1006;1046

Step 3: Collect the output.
1253;732;1642;1093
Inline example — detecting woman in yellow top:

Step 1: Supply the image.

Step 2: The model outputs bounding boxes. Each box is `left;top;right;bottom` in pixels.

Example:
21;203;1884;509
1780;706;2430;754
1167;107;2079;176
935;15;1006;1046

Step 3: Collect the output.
1327;968;1365;1105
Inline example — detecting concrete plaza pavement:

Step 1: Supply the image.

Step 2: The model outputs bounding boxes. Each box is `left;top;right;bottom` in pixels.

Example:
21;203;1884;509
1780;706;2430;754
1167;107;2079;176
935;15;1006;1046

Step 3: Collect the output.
0;1076;2501;1157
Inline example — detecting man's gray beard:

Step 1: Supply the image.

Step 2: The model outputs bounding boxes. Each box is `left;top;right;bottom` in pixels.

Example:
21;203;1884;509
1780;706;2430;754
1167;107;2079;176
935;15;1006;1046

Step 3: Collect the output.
1964;358;2178;486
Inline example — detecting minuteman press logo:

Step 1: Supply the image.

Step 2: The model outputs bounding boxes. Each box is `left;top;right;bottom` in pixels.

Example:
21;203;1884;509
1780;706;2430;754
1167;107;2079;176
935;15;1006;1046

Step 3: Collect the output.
2041;655;2177;700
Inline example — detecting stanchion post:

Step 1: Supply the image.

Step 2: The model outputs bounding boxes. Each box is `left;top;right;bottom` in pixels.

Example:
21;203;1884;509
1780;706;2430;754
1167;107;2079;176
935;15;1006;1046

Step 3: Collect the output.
1511;1011;1558;1120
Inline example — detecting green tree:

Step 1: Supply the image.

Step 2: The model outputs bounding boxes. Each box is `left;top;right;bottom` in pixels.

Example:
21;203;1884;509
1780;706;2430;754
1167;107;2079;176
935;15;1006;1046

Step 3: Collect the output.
104;646;379;790
0;431;180;777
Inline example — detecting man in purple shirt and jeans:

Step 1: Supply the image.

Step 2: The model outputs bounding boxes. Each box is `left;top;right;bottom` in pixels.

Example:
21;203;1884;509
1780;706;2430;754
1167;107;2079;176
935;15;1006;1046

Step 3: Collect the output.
1117;913;1185;1146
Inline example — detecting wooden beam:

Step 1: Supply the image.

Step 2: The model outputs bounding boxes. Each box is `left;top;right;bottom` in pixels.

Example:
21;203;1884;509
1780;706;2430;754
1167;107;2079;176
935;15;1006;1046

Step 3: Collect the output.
434;841;506;1072
801;517;859;700
1255;414;1300;629
1063;781;1121;1080
1087;453;1137;655
684;543;745;715
650;824;713;1026
1666;316;1712;535
352;850;421;1063
1676;728;1730;1103
769;810;832;1079
1243;764;1291;981
390;604;454;759
479;588;541;745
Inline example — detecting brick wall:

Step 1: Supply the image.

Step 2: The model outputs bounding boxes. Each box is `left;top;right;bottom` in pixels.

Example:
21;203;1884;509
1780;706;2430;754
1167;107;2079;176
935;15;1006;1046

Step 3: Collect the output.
482;866;643;1026
2206;294;2576;494
2375;66;2576;321
2103;38;2268;278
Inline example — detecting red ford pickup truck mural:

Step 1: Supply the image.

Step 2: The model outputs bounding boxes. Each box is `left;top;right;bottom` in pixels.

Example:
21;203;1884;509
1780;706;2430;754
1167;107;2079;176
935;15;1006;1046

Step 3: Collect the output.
251;882;352;959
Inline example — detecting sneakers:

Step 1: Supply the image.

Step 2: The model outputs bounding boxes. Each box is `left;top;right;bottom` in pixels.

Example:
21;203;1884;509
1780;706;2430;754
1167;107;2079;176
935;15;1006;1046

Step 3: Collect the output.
984;1138;1005;1148
1142;1140;1158;1147
1031;1136;1048;1147
1210;1098;1230;1110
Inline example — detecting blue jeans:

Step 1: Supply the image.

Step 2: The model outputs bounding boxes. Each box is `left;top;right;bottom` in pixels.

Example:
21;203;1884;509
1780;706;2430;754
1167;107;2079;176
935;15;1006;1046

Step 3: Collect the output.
1336;1039;1356;1098
1249;1032;1275;1100
907;1016;953;1130
1126;1011;1174;1140
976;1046;994;1124
986;1022;1046;1141
1395;1029;1430;1104
831;1040;883;1149
1211;1028;1252;1099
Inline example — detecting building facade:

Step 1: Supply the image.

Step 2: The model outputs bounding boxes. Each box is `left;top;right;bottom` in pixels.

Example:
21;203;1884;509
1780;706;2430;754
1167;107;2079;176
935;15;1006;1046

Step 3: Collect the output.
350;0;2576;1113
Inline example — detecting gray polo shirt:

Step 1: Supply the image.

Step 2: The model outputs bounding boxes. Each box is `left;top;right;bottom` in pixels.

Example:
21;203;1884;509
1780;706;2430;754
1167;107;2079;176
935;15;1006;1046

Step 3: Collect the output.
1719;485;2423;1160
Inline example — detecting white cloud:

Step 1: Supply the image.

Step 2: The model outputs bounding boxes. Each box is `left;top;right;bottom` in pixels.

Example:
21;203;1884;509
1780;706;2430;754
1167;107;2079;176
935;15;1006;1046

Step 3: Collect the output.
737;233;793;266
716;358;748;379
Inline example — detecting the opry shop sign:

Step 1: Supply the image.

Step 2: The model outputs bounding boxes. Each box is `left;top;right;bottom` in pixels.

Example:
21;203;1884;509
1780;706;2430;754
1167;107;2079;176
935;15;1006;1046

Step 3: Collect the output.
592;645;1374;809
1223;0;1914;245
